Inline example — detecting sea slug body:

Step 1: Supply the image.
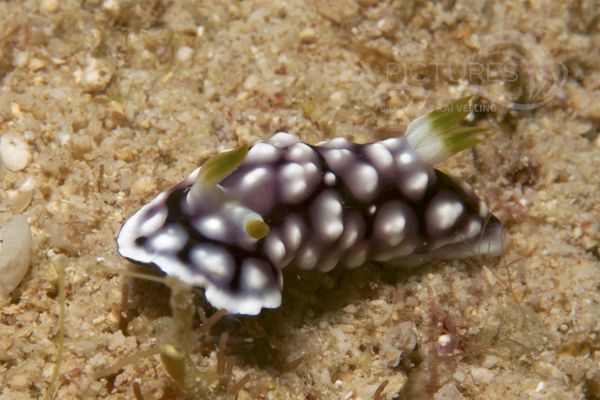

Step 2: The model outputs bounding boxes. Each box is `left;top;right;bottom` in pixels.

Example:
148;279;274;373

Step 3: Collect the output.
117;97;508;315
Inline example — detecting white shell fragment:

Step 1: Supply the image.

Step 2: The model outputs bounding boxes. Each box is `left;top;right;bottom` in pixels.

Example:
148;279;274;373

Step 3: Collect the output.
117;98;507;315
81;58;113;93
0;133;31;172
0;216;33;296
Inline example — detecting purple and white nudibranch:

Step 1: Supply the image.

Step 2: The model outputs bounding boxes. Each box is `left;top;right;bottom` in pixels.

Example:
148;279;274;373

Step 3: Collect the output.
117;97;508;315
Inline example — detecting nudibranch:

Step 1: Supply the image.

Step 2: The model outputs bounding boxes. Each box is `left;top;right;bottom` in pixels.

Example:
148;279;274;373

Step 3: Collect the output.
117;97;508;315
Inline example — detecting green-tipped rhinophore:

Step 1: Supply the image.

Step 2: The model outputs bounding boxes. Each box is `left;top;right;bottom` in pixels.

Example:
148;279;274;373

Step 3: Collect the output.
405;96;486;164
197;144;249;186
245;218;270;239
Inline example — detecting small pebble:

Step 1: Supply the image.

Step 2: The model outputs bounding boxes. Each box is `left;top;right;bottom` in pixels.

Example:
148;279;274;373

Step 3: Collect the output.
28;58;46;72
40;0;59;13
437;334;452;346
10;103;22;117
102;0;120;14
410;15;424;30
342;304;357;313
470;367;496;385
243;74;261;91
453;368;466;383
300;28;318;43
9;189;33;213
165;10;197;34
434;383;465;400
0;133;31;172
57;131;71;145
176;46;194;63
536;381;546;393
13;51;29;68
376;17;396;34
482;354;502;369
81;58;113;93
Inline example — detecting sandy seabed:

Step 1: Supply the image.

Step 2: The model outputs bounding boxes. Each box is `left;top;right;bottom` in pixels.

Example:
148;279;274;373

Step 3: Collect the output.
1;1;599;399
